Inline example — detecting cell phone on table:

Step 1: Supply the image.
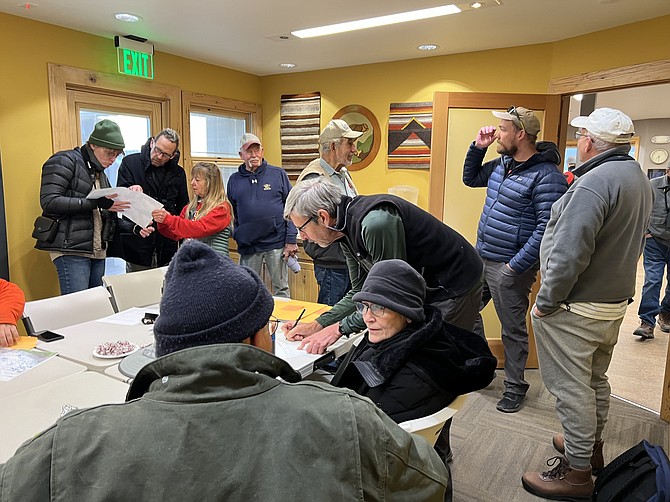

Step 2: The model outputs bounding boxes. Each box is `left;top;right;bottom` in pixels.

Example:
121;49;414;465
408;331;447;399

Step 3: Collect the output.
37;330;65;342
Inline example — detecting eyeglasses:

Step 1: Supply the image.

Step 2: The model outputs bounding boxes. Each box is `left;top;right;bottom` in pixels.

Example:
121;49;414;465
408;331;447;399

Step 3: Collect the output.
507;106;525;131
268;315;280;336
152;142;176;159
355;302;386;317
95;147;124;159
296;216;314;233
574;131;591;140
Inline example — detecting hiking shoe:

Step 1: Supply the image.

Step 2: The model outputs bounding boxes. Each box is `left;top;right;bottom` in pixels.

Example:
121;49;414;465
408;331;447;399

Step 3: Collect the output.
522;456;593;500
633;323;655;339
658;311;670;333
496;392;525;413
552;433;604;475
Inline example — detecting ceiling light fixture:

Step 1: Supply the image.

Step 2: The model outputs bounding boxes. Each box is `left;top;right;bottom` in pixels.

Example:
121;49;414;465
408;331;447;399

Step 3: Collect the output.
572;94;584;102
470;2;484;8
418;44;439;51
115;12;141;23
279;63;296;69
292;4;461;38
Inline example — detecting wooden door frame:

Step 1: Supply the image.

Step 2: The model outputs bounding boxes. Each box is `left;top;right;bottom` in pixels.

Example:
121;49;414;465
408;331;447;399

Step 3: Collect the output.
48;63;181;152
429;92;561;369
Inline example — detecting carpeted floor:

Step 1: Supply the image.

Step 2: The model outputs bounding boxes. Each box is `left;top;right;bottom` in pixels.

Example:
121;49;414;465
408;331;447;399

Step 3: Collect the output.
450;370;669;501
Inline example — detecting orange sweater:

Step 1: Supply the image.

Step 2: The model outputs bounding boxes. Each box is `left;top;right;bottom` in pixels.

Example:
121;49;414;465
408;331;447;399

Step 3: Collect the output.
0;279;25;325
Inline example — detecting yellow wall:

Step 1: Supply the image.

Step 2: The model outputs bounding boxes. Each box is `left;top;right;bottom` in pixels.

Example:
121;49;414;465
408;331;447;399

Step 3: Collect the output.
1;12;669;300
0;13;261;300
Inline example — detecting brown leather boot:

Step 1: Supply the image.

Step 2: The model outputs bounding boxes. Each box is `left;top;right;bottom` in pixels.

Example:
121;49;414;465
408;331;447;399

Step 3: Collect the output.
522;456;593;500
552;433;604;474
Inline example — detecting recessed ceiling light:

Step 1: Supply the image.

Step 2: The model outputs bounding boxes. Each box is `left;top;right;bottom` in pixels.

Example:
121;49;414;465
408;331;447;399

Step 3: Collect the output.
292;4;461;38
418;44;439;51
470;2;484;8
572;94;584;102
115;12;141;23
19;3;38;10
279;63;296;69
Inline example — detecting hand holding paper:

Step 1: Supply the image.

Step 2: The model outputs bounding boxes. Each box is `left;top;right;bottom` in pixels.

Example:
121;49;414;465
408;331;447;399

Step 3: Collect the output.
88;187;163;228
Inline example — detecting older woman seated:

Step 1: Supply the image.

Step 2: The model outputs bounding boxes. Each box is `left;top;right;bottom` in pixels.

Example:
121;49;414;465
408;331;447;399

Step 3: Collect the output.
335;259;497;460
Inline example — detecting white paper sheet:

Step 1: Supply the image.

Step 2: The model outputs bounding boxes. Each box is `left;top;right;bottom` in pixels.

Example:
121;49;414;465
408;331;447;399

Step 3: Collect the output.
87;187;163;228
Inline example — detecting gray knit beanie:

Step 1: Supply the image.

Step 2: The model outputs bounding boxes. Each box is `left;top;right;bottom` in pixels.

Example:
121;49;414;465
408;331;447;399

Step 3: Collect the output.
88;119;125;150
352;259;426;323
154;240;274;357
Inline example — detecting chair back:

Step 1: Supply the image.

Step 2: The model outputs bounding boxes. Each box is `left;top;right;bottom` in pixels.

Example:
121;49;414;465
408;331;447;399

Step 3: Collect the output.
23;286;115;331
103;267;167;312
398;394;468;446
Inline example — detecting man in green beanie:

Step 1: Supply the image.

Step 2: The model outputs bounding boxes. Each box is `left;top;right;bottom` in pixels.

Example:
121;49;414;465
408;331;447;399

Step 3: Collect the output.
35;119;130;294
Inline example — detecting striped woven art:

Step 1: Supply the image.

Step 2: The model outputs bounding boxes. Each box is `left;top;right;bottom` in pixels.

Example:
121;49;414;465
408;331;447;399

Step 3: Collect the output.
280;92;321;176
388;102;433;169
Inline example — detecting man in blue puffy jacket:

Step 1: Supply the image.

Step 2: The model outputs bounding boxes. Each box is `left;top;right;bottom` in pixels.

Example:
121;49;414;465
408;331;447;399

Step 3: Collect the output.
463;106;567;413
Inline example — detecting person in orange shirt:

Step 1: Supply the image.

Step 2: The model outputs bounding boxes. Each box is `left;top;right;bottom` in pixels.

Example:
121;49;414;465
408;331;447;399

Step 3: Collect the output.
152;162;232;256
0;279;25;347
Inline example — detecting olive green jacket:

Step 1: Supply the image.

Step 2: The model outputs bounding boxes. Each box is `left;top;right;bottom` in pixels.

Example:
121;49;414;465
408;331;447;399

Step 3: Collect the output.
0;344;448;501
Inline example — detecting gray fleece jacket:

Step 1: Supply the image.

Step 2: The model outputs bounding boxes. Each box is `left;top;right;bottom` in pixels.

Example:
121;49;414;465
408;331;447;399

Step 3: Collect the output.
536;146;652;313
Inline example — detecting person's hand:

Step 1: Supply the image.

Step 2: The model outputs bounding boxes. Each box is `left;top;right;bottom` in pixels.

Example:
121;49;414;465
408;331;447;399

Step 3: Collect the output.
283;320;322;341
0;323;19;348
128;185;144;193
475;126;498;149
152;208;169;223
283;243;299;260
139;226;154;238
104;193;130;212
532;305;547;317
297;324;342;354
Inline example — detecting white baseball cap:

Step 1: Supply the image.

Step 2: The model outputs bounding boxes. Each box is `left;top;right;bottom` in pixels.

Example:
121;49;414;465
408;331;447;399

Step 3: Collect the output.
239;133;262;152
319;119;363;144
571;108;634;144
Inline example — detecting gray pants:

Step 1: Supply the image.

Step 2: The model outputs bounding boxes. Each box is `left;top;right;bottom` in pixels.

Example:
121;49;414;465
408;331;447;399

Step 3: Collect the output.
239;248;289;298
473;259;537;396
431;279;482;332
532;308;621;469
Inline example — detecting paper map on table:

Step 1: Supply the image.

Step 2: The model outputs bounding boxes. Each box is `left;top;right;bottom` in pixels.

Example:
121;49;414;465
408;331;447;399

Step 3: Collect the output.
272;299;331;323
87;187;163;228
0;348;57;381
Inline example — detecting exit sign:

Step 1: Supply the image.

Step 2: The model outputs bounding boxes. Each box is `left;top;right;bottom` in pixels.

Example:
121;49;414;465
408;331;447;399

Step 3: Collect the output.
117;48;154;79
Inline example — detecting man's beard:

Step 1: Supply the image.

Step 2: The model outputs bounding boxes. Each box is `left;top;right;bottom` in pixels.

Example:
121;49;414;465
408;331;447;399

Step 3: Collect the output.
496;142;517;157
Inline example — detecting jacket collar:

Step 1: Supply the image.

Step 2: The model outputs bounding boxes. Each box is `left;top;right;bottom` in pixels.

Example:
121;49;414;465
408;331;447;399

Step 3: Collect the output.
572;144;633;178
127;344;301;402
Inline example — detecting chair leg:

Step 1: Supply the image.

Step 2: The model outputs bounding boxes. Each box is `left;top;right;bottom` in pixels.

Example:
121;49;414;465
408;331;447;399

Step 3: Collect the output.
434;418;453;464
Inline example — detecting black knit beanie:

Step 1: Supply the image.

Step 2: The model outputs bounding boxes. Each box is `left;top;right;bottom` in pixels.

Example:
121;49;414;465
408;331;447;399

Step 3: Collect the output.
154;240;274;357
352;259;426;323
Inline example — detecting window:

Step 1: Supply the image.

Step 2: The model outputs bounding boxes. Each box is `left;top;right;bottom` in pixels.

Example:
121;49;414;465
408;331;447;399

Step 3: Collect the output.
190;110;247;158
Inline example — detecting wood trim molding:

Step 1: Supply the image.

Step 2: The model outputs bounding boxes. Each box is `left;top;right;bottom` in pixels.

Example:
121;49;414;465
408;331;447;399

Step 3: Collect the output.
548;59;670;95
48;63;182;152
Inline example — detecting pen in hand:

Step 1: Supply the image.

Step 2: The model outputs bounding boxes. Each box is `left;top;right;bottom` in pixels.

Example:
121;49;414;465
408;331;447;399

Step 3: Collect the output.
294;308;306;326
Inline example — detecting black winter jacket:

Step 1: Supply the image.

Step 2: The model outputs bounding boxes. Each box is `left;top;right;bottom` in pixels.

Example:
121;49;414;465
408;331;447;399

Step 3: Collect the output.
35;146;116;255
117;138;188;266
336;306;497;423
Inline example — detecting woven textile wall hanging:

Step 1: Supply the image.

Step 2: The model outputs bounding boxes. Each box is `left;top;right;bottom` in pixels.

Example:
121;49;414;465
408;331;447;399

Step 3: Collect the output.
280;92;321;177
388;101;433;169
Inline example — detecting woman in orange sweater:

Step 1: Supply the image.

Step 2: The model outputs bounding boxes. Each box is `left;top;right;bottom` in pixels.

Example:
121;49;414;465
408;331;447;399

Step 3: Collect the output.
152;162;232;256
0;279;25;347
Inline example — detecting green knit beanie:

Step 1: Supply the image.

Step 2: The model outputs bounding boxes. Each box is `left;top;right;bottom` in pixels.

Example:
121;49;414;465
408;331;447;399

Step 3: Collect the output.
88;119;125;150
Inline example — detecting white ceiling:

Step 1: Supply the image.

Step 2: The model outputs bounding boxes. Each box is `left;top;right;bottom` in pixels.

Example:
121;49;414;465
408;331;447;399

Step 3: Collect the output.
1;0;669;77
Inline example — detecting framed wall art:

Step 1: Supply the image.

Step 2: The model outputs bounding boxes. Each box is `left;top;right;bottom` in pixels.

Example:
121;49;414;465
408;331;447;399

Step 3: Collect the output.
333;104;380;171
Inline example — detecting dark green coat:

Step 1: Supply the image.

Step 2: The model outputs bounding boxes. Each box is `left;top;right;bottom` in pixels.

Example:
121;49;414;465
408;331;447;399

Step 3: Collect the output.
0;345;449;501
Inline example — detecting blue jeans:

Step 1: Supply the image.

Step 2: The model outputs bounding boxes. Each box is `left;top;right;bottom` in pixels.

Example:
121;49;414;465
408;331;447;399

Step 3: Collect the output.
314;266;350;306
638;236;670;326
53;255;105;295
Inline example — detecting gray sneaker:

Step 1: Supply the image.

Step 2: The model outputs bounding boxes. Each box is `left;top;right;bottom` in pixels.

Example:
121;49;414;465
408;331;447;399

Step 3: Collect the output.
633;322;655;339
658;312;670;333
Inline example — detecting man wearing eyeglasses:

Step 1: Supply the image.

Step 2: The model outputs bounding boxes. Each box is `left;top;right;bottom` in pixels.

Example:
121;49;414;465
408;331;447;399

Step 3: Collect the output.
35;119;131;294
117;128;189;272
462;106;568;414
522;108;652;499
